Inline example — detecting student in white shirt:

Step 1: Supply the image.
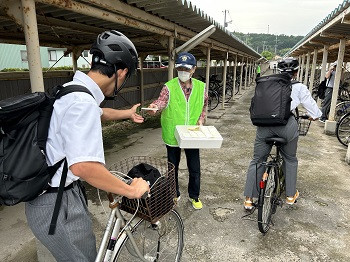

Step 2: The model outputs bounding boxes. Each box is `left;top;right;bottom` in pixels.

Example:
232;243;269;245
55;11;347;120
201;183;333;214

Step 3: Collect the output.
243;57;322;210
25;30;149;262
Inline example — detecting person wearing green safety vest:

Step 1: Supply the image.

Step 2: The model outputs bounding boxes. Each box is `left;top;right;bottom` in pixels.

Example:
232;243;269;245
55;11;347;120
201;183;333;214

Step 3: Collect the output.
256;63;261;78
147;52;208;210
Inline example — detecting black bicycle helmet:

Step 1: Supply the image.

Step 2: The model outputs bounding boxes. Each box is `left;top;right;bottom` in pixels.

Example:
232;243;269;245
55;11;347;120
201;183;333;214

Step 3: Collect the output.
277;57;299;73
90;30;138;76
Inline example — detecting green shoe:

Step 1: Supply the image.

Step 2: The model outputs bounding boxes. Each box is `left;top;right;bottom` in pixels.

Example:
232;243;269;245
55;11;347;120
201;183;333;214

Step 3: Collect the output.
189;198;203;210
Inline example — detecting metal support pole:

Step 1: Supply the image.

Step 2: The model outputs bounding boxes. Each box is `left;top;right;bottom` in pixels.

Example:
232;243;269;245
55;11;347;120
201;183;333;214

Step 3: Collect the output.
168;36;175;81
221;52;228;109
233;54;237;96
320;45;329;81
239;59;243;94
299;54;305;82
244;57;248;89
248;58;252;86
72;48;82;73
328;38;345;122
303;51;311;86
309;48;318;92
205;47;211;121
21;0;44;92
297;56;301;80
139;55;145;105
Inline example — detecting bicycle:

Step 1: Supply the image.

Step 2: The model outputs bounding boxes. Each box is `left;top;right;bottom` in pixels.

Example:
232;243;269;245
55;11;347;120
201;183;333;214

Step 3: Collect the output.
336;111;350;147
257;114;310;234
334;100;350;122
95;156;184;262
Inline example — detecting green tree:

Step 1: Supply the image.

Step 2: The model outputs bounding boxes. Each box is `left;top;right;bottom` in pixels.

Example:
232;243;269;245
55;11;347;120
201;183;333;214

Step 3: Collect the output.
261;50;274;60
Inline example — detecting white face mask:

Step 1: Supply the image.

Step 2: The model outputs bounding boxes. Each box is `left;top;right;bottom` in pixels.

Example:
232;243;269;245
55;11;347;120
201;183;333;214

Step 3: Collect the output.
178;71;191;82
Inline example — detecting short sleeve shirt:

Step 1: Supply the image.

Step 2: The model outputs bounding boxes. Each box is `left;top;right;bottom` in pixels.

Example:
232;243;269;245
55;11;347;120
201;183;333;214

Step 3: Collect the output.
47;71;106;187
290;82;322;119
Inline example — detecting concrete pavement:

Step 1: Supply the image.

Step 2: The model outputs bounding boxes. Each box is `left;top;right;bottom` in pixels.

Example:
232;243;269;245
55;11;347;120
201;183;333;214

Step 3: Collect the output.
1;71;350;261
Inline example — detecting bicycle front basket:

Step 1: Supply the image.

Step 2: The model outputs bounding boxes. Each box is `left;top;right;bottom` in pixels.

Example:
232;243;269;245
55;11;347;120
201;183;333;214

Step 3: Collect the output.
298;116;311;136
109;156;176;223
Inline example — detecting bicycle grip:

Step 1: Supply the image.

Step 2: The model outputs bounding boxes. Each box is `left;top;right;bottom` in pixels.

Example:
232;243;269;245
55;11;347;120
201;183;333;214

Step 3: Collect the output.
126;179;151;199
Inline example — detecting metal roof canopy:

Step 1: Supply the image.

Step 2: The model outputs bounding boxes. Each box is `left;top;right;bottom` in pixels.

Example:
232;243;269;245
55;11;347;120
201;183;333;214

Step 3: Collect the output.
288;0;350;62
0;0;261;61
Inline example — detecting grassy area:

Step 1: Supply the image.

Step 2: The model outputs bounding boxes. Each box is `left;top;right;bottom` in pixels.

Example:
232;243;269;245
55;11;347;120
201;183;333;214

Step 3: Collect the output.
102;114;161;150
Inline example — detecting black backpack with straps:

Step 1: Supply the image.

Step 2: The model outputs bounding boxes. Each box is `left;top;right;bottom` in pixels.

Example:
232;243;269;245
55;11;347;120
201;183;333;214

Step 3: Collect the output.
250;73;294;126
0;85;92;234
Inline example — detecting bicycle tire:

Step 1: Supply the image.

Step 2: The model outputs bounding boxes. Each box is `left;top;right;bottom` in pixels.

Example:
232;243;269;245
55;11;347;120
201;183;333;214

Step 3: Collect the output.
208;90;219;111
234;81;240;95
336;112;350;147
334;101;350;122
258;167;277;234
114;209;184;262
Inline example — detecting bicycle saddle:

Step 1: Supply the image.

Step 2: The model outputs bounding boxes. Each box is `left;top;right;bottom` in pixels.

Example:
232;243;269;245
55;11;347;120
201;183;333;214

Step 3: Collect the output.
265;137;287;146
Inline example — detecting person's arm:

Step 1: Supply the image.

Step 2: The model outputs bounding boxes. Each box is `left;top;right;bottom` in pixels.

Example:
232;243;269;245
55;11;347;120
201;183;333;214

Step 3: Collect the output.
70;162;149;199
147;85;169;115
60;101;149;199
197;85;209;125
299;86;322;120
325;67;333;79
101;104;144;123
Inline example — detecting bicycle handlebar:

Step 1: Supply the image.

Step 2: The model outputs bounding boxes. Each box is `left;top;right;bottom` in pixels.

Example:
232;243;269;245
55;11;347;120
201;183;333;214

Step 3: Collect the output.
126;178;150;199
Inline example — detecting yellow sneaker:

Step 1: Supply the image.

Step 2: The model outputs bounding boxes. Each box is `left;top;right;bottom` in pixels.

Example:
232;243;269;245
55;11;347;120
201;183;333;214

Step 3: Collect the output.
244;197;254;210
286;190;299;205
189;198;203;210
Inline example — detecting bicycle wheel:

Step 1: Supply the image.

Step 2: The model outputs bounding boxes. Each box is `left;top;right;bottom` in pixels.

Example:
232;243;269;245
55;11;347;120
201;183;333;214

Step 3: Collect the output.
208;90;219;111
224;84;233;102
336;112;350;147
234;81;240;95
114;210;184;262
334;101;350;122
258;167;277;234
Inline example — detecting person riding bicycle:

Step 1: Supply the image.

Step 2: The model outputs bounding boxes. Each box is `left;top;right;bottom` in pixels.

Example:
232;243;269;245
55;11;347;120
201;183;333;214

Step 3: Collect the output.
147;52;208;210
243;57;322;210
25;30;150;261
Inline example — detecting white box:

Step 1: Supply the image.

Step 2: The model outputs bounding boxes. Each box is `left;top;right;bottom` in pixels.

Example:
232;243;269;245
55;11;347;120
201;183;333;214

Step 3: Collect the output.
174;125;223;149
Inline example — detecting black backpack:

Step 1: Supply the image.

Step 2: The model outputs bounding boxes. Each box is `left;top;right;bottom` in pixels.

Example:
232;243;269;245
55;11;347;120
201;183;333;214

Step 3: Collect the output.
250;73;293;126
0;85;92;234
316;79;327;99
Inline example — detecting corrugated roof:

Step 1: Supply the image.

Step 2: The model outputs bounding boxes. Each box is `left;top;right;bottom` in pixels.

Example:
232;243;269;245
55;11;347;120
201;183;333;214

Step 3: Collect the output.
0;0;261;62
287;0;350;61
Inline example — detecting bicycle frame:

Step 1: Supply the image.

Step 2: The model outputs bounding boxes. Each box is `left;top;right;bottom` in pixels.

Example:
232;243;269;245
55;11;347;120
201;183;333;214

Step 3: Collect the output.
95;193;149;262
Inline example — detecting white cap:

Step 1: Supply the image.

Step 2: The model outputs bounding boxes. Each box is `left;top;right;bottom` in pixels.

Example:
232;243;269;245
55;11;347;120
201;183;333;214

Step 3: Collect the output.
332;61;338;67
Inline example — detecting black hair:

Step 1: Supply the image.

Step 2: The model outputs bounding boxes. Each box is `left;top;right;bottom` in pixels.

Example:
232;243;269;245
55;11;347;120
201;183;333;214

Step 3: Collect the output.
90;54;127;78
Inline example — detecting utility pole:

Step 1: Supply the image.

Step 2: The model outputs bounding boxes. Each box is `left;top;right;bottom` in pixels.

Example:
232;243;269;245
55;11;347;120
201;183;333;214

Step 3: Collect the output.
268;25;269;34
223;9;232;28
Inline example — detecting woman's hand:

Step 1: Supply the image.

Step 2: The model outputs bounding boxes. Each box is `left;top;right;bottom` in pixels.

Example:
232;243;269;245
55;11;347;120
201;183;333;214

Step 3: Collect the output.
147;104;159;116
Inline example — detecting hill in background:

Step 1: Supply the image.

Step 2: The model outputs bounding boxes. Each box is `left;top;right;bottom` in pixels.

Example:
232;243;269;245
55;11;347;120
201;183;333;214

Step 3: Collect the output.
232;32;303;59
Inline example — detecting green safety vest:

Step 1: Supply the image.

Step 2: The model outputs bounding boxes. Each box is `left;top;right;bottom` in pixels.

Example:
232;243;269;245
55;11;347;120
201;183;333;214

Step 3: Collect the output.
257;66;261;73
161;77;205;146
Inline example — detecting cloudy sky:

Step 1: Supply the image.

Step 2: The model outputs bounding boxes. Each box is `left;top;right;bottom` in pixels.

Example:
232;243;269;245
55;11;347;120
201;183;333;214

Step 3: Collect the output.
189;0;345;36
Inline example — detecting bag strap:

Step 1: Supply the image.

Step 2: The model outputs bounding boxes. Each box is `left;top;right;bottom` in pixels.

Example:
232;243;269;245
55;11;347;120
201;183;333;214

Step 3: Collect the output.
55;84;93;99
48;158;68;235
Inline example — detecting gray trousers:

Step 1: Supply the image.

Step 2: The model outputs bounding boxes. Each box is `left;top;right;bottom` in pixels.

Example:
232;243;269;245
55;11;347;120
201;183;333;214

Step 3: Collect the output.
244;116;299;198
25;182;97;262
321;87;333;119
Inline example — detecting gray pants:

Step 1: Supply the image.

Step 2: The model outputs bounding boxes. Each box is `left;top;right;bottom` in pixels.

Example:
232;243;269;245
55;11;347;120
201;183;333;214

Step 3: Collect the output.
321;87;333;119
25;182;97;262
244;116;299;198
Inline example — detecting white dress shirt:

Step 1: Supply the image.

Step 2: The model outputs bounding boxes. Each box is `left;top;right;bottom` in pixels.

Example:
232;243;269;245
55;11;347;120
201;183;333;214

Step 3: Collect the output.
46;71;106;187
291;82;322;120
